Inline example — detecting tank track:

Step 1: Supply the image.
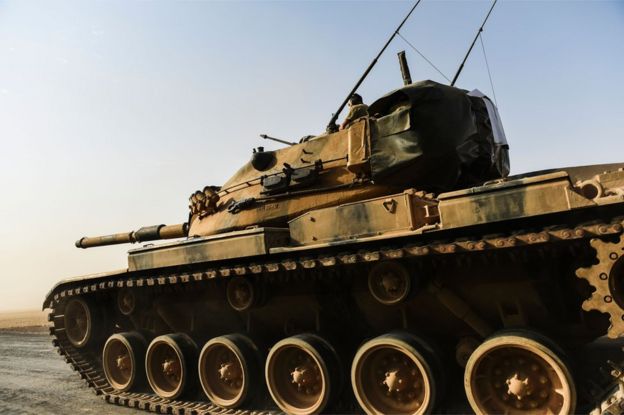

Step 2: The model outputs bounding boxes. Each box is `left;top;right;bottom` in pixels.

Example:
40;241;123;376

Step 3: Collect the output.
49;320;272;415
47;218;624;414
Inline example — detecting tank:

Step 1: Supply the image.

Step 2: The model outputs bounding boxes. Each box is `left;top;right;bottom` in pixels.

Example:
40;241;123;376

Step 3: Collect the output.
44;79;624;415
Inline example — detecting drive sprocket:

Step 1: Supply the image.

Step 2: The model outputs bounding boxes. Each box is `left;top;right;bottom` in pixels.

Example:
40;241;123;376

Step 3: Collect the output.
577;236;624;339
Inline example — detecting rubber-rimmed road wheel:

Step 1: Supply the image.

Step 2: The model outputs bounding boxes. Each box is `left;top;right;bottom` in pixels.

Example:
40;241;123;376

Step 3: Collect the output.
63;298;94;348
102;332;148;392
464;331;576;415
198;334;261;408
266;334;341;415
351;332;442;414
145;333;198;399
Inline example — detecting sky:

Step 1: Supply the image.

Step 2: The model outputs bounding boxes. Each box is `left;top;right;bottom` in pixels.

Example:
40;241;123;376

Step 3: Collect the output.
0;0;623;312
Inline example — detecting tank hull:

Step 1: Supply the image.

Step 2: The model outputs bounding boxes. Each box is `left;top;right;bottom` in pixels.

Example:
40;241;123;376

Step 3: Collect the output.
45;164;624;414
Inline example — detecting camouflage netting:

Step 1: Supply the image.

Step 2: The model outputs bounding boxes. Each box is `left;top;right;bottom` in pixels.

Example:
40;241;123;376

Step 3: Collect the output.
368;80;509;192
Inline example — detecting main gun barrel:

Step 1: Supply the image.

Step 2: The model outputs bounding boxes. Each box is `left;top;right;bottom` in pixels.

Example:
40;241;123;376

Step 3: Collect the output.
75;223;188;249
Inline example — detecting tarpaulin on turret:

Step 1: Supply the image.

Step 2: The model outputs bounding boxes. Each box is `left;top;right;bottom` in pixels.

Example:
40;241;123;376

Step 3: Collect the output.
368;80;508;192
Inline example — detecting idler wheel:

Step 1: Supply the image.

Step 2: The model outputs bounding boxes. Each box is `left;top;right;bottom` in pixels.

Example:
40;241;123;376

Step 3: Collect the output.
464;331;576;415
117;288;137;316
351;332;442;415
63;298;94;348
146;333;198;399
103;332;148;392
266;334;341;415
198;334;261;408
226;277;255;311
368;262;411;305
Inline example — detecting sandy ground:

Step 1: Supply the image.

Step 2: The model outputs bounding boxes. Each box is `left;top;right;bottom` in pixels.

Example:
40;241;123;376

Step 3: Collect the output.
0;309;47;331
0;330;143;415
0;310;142;414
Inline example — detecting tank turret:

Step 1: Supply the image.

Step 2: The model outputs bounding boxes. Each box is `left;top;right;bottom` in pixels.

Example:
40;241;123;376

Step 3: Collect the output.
77;80;509;249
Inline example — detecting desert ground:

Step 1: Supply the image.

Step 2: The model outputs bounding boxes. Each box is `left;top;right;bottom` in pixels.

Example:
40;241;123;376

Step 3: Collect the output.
0;309;141;414
0;309;47;331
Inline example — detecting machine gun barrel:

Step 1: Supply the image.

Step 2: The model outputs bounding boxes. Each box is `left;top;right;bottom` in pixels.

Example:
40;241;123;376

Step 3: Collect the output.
75;223;188;249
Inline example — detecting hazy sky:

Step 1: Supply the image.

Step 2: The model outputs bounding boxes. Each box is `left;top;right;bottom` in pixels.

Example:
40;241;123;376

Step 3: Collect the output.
1;0;623;312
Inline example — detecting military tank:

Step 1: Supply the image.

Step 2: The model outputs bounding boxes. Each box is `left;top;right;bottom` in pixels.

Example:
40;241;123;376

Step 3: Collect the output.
43;71;624;415
39;7;624;413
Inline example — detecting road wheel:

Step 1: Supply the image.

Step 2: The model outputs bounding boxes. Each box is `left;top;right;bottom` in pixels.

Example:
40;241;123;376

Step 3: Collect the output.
63;298;94;348
351;332;442;414
464;331;576;415
198;334;261;408
145;333;198;399
102;332;147;392
266;334;340;415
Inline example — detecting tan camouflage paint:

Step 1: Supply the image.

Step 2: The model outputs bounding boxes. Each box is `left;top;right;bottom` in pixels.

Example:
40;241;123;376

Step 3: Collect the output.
438;172;596;229
127;227;289;271
189;118;398;237
126;168;624;271
288;189;438;246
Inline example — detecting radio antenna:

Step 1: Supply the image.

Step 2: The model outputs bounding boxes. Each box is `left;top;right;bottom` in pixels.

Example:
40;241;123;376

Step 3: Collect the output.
450;0;498;87
325;0;423;133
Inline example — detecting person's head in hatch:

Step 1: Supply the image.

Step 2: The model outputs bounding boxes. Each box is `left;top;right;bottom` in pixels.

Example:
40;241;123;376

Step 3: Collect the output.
349;93;363;106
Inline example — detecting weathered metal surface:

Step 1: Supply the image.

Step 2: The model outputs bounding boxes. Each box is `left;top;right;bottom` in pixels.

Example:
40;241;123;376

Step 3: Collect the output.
346;119;371;174
44;218;624;308
288;189;438;245
43;269;128;307
127;227;290;271
438;171;595;228
189;125;387;237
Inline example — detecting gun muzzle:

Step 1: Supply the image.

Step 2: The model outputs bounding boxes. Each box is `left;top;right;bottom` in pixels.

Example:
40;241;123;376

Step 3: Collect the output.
75;223;188;249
